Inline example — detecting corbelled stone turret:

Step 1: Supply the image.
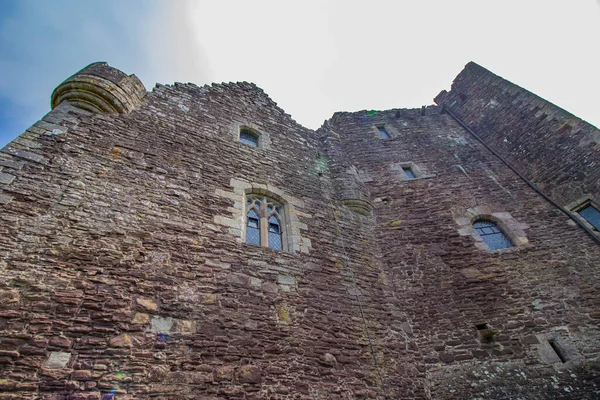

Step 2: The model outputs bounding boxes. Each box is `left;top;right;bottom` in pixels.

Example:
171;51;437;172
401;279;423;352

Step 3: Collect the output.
51;62;146;114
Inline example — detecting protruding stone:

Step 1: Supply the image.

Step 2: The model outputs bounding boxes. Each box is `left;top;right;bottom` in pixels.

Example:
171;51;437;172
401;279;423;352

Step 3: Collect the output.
341;198;373;216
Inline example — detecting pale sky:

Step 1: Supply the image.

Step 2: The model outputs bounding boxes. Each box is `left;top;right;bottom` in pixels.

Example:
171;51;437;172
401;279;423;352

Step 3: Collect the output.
0;0;599;148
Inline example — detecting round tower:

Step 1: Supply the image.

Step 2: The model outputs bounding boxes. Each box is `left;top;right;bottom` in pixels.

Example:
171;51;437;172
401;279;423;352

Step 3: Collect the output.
51;62;146;114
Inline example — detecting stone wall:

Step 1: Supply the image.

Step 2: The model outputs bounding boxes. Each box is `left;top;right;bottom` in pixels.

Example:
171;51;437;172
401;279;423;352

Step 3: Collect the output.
434;62;600;208
0;62;599;399
327;105;600;399
0;64;411;399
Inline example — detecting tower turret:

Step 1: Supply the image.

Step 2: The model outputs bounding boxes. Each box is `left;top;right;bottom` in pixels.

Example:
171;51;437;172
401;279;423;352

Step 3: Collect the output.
51;62;146;114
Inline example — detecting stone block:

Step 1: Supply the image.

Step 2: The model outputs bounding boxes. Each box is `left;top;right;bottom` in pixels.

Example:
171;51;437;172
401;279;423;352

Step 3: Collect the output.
277;275;296;286
135;297;158;313
131;312;150;325
0;173;15;185
238;365;261;383
43;352;71;369
151;316;174;333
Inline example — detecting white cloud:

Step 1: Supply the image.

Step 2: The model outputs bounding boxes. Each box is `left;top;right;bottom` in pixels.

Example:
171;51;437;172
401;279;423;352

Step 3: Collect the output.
0;0;598;148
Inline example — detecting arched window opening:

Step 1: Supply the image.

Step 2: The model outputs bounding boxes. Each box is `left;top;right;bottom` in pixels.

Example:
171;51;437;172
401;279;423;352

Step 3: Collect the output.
246;195;286;250
473;220;513;250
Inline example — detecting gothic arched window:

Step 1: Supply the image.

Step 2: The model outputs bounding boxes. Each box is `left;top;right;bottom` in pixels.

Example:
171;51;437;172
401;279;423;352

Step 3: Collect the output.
246;195;285;250
473;220;513;251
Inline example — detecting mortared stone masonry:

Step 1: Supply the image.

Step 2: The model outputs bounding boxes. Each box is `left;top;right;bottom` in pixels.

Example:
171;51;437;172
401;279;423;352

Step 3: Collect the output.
0;61;599;399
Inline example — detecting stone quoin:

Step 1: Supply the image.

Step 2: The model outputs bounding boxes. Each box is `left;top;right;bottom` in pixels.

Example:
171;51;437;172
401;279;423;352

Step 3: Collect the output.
0;61;599;399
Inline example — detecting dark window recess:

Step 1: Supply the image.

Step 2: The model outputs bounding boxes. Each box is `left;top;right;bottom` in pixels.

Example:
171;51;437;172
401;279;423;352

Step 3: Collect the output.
473;220;513;250
268;215;282;250
403;167;416;179
246;209;261;245
240;129;259;147
377;126;390;139
578;204;600;230
475;323;496;342
548;339;567;363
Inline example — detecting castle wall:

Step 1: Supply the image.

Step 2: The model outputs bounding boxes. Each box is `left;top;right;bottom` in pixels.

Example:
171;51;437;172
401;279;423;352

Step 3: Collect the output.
0;61;599;399
434;62;600;207
0;65;419;399
327;106;600;398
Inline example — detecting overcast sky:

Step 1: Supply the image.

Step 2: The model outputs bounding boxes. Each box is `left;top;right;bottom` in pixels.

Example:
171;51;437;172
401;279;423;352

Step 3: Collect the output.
0;0;599;148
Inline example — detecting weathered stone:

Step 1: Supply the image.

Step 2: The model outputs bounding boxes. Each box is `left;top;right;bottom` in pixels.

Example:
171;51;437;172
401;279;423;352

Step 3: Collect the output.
0;173;15;185
150;316;173;333
0;289;20;306
237;365;261;383
174;319;196;333
49;336;72;349
135;297;158;314
277;274;296;286
214;365;235;381
108;334;136;348
131;312;150;325
43;352;71;369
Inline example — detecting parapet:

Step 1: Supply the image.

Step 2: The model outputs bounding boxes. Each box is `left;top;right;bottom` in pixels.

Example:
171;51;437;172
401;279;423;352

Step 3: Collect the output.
51;62;146;114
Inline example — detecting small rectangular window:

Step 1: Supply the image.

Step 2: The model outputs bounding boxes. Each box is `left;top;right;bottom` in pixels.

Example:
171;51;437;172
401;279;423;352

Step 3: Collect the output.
402;167;416;179
578;204;600;231
240;129;259;147
377;126;390;139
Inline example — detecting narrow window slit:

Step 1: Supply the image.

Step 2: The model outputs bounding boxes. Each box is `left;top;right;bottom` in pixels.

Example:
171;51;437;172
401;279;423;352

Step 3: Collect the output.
548;339;566;363
377;126;390;139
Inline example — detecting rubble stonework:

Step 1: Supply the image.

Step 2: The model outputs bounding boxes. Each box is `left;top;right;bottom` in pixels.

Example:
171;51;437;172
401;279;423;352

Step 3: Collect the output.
0;62;599;399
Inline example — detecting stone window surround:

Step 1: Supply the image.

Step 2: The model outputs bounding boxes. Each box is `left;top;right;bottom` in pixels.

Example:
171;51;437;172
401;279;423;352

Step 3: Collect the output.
226;121;272;150
246;195;286;251
565;194;600;234
372;123;399;139
456;206;529;252
214;179;311;253
391;162;435;181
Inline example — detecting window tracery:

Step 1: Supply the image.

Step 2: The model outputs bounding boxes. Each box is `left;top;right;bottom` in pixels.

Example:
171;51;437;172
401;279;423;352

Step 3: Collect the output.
246;195;285;250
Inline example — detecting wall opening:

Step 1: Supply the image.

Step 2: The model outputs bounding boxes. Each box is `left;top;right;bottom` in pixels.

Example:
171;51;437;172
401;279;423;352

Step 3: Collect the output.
548;339;566;363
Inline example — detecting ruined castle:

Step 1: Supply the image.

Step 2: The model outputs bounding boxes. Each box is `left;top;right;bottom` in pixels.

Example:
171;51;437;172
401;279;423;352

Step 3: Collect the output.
0;61;599;399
